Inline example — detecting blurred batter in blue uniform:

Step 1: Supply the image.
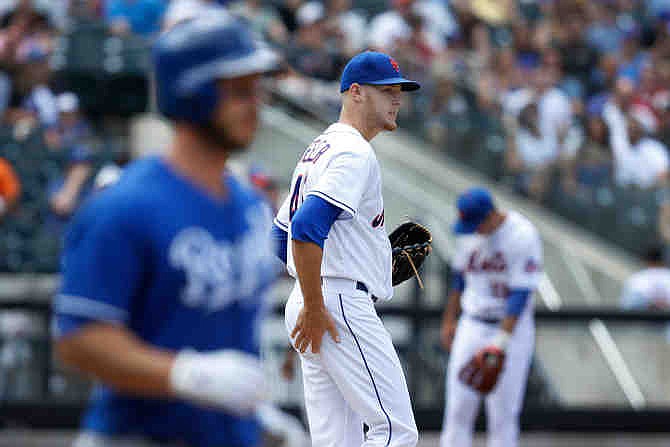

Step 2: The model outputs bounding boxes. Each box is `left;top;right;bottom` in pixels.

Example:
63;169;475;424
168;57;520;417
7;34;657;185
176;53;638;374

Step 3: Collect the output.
53;14;279;447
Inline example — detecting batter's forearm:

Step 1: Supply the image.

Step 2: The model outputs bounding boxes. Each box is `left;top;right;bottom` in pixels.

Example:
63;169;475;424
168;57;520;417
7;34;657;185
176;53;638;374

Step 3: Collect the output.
292;239;325;310
55;323;176;398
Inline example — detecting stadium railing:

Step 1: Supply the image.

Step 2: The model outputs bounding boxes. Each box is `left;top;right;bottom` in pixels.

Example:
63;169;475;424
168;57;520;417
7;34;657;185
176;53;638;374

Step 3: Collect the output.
0;290;668;432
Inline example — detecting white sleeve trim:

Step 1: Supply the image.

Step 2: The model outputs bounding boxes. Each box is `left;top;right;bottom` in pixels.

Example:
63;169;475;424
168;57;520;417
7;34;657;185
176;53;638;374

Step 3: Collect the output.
273;217;289;231
306;190;356;216
54;294;129;323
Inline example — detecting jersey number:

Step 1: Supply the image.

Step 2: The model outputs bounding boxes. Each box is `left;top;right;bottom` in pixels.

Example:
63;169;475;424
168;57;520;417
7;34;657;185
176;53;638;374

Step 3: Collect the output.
289;174;305;221
491;282;509;299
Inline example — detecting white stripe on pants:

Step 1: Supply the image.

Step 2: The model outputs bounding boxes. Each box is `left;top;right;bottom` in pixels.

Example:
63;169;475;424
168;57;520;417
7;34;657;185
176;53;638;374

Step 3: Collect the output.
440;310;534;447
284;281;418;447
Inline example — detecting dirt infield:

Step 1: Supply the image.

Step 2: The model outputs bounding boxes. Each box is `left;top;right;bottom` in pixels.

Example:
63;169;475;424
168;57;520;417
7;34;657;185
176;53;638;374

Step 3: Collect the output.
0;430;668;446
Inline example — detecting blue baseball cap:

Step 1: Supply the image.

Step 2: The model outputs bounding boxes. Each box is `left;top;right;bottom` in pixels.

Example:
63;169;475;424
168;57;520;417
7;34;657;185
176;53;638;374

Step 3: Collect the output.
453;187;495;234
340;51;420;93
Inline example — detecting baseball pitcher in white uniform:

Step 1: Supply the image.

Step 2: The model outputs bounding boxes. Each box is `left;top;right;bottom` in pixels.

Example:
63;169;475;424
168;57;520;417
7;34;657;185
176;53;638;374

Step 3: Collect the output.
440;188;543;447
271;51;421;446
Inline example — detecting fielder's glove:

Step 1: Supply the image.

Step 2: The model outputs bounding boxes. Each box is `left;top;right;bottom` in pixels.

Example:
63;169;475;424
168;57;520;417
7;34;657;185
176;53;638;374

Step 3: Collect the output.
458;346;505;394
389;222;432;287
170;349;267;416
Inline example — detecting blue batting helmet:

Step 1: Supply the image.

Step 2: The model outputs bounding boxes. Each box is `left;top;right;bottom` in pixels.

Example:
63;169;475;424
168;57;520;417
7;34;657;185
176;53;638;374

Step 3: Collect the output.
152;14;279;124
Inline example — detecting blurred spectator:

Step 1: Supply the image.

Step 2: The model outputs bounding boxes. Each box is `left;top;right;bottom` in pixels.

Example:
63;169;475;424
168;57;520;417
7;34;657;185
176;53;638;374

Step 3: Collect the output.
67;0;105;23
105;0;166;37
585;2;625;54
555;7;599;91
648;0;670;17
611;111;669;189
421;60;468;146
45;92;92;151
163;0;227;30
589;53;623;101
568;115;613;192
5;38;57;134
0;71;10;120
394;10;437;71
46;142;93;220
0;0;53;32
494;47;524;98
450;0;514;56
534;64;574;161
616;28;649;85
45;93;95;223
0;156;19;220
285;1;345;81
41;0;72;30
505;102;555;201
621;245;670;310
276;0;302;34
322;0;366;57
0;0;55;126
602;76;636;135
653;60;670;145
230;0;288;44
368;0;445;55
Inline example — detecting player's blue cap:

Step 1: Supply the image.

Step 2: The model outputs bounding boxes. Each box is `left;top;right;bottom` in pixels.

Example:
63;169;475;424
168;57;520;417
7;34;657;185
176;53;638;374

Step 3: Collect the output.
340;51;420;93
453;187;494;234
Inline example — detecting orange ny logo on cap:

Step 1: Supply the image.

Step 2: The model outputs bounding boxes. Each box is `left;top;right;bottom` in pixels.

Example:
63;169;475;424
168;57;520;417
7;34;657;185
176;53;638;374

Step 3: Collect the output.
389;58;400;72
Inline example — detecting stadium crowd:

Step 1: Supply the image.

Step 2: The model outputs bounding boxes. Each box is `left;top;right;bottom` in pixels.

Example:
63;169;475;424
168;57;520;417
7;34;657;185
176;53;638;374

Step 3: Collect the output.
261;0;670;260
0;0;668;267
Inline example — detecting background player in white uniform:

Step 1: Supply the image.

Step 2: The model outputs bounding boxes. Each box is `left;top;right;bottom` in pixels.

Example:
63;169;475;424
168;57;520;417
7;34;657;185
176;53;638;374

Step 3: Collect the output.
440;188;543;447
272;51;420;446
621;245;670;311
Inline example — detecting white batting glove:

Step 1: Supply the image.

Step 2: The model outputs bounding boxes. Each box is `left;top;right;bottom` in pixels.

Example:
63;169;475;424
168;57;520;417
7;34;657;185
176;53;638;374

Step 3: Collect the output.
169;349;267;416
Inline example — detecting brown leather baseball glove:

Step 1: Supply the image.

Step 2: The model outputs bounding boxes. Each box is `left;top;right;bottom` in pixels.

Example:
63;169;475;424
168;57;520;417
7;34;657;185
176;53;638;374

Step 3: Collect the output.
389;222;432;287
458;346;505;394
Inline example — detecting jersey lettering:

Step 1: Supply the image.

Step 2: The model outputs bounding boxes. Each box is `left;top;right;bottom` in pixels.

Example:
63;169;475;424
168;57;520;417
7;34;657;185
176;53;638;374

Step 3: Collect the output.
289;174;305;220
169;225;266;312
466;250;507;273
301;138;331;163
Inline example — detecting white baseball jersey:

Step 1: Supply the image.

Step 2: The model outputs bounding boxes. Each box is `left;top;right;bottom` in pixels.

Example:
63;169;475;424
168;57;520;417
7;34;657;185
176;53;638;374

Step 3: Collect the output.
281;122;418;446
275;122;393;300
442;211;542;447
451;211;543;320
621;267;670;310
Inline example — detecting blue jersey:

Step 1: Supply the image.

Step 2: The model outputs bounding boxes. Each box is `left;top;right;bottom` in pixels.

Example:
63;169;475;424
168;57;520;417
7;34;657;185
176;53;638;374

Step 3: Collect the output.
53;156;276;447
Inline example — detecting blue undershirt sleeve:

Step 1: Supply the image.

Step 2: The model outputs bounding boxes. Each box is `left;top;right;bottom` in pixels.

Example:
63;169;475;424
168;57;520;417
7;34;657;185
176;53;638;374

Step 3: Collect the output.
290;195;342;249
271;223;288;264
506;288;531;317
451;271;465;292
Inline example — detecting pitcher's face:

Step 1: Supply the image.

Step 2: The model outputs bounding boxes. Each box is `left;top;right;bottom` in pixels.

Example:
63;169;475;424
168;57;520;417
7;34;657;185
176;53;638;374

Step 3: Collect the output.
363;84;403;132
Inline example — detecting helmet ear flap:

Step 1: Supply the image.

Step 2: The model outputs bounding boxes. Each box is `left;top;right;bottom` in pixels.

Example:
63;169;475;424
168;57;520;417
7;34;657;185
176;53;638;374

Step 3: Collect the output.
177;81;219;125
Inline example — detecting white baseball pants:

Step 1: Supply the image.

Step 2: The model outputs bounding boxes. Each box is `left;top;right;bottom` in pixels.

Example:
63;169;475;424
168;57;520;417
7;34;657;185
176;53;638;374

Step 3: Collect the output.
440;309;534;447
284;278;418;447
